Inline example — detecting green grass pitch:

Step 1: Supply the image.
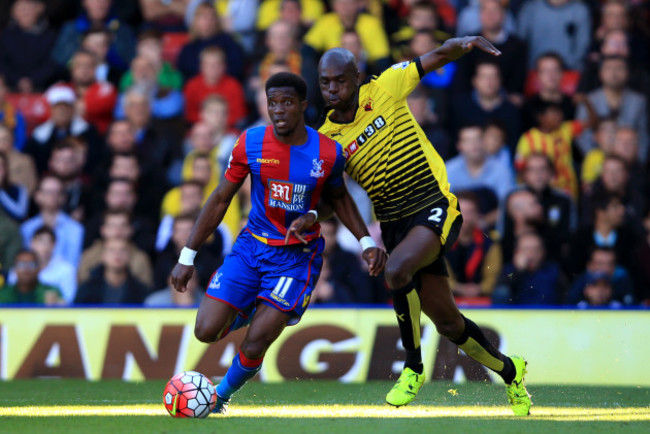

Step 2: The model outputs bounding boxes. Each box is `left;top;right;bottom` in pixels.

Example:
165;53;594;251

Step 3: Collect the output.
1;380;648;433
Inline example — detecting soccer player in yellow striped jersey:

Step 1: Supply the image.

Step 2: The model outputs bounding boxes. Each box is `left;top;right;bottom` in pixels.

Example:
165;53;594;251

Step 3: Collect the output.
288;37;531;415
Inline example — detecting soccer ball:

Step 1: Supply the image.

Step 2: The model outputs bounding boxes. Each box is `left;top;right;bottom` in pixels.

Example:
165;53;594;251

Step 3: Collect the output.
163;371;217;418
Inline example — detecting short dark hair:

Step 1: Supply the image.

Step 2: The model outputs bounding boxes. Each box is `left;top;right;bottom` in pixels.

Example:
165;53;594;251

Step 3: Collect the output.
535;100;564;118
102;208;132;224
592;191;622;214
456;190;481;210
265;72;307;101
33;226;56;242
535;51;565;70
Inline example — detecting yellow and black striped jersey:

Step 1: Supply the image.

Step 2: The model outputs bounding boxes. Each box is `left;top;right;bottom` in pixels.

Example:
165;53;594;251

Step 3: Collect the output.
319;59;455;222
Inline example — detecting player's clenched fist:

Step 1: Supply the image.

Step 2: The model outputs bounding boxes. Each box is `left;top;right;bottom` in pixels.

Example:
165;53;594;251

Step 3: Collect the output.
362;247;387;277
171;263;194;293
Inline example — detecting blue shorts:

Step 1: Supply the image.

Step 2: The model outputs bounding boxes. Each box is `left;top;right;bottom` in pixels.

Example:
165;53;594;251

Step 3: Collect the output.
206;230;324;325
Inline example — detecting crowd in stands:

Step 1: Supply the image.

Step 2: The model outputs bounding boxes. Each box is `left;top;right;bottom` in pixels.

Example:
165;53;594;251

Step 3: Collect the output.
0;0;648;308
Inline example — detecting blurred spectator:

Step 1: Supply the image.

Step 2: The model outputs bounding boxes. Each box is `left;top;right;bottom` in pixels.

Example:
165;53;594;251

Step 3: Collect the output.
0;0;59;93
121;88;179;191
74;237;150;304
447;191;502;297
106;151;167;224
499;189;546;264
52;0;136;71
162;153;240;241
579;30;650;95
200;0;260;53
341;30;371;81
183;47;246;127
251;20;319;114
453;0;527;102
139;0;190;32
0;249;62;305
517;0;591;70
520;153;575;262
21;175;84;267
581;154;645;230
0;75;28;151
14;226;77;303
576;56;649;163
154;212;223;289
84;177;157;255
198;96;238;170
177;2;245;80
256;0;324;33
575;273;620;308
407;86;452;160
114;57;185;120
456;0;517;37
145;271;203;306
69;50;118;135
569;191;638;276
78;209;153;286
390;1;451;66
0;124;37;194
156;179;204;250
118;30;184;93
305;0;391;72
447;124;514;203
515;98;598;200
244;86;272;129
482;119;511;169
522;52;576;131
310;219;385;304
24;84;101;175
0;208;23;280
581;118;617;190
568;246;635;306
451;61;521;150
47;140;92;220
493;231;564;305
0;151;29;221
80;27;123;85
590;0;647;68
610;127;648;205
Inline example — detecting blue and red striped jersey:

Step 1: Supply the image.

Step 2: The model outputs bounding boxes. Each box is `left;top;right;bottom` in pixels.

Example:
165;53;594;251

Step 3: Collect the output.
225;125;345;245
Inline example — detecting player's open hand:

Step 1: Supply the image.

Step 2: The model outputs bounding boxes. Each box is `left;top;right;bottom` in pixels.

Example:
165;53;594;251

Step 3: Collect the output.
440;36;501;61
171;263;194;293
362;247;388;277
285;212;317;245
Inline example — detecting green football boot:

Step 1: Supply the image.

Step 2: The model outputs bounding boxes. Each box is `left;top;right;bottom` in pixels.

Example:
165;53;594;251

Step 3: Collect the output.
386;367;425;407
506;355;532;416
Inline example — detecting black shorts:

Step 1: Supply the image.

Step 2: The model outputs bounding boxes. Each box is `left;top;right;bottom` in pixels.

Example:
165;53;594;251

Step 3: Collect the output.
380;197;463;277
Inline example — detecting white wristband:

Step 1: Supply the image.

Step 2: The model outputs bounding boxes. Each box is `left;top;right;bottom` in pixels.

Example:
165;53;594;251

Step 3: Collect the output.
307;209;318;220
178;247;197;266
360;236;376;251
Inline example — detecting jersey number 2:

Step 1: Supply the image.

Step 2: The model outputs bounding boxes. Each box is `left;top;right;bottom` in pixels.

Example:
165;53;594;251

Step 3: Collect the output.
428;207;443;223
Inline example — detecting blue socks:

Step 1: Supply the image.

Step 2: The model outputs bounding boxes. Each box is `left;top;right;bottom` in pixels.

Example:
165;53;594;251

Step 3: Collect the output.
216;351;263;399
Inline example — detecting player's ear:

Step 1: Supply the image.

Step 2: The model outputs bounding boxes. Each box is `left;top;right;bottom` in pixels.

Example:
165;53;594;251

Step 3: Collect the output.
301;99;308;112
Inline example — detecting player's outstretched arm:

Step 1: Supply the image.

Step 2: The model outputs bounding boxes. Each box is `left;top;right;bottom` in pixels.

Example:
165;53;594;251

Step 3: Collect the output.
420;36;501;75
171;179;242;293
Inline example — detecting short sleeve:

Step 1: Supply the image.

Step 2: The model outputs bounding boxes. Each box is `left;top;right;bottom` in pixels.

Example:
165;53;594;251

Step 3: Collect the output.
224;134;250;183
325;142;346;189
374;58;424;100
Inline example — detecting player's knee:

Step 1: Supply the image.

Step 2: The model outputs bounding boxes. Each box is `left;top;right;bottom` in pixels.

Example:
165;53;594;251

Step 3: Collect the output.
240;339;267;360
194;322;219;343
435;318;464;341
384;261;411;290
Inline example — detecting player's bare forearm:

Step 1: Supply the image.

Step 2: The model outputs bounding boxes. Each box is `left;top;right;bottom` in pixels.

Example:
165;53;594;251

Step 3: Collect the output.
185;179;241;250
420;36;501;75
313;198;335;221
326;185;369;240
